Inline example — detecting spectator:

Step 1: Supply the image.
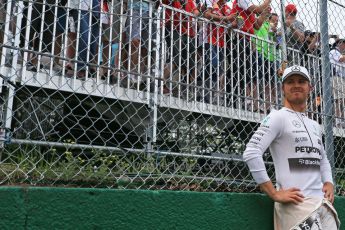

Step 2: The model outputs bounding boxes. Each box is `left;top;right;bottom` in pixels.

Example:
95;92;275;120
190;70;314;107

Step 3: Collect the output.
279;3;305;64
99;0;112;79
63;15;77;75
162;0;200;94
301;30;321;82
302;31;320;57
194;0;207;96
301;30;321;118
125;0;156;87
254;12;279;112
202;0;236;103
329;38;345;127
228;0;272;110
50;0;99;77
69;0;100;79
301;30;320;67
102;0;128;84
255;13;279;61
330;39;345;78
51;0;79;75
231;0;271;34
19;0;47;71
108;0;128;84
52;0;70;75
329;34;339;50
19;0;71;72
0;0;17;66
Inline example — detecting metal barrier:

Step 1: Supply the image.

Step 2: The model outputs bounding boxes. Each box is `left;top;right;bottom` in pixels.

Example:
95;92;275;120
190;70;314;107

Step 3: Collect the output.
0;0;344;195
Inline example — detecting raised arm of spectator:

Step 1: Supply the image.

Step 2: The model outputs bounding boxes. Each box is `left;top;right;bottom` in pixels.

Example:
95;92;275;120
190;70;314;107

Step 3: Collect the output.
240;0;271;14
330;48;345;63
191;0;201;16
254;7;270;30
204;8;225;21
291;27;305;43
337;54;345;62
184;0;200;17
193;8;200;17
204;9;235;23
286;19;305;43
308;33;319;53
203;0;229;22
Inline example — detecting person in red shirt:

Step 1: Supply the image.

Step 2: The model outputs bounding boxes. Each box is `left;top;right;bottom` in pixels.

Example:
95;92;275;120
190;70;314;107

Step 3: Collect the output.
227;0;271;110
202;0;236;103
162;0;200;94
230;0;271;35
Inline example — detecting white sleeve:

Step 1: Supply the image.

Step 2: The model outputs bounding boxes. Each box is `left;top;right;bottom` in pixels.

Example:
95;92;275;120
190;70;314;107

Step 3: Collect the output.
205;0;213;8
319;138;334;185
294;20;305;32
330;49;341;63
237;0;252;10
243;111;283;184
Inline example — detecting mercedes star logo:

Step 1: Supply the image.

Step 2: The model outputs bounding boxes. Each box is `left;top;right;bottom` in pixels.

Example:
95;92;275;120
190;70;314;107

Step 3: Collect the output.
291;66;301;72
292;120;301;128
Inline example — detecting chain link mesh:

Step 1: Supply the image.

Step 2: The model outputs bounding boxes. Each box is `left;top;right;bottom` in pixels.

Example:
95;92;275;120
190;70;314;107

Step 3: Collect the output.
0;0;344;195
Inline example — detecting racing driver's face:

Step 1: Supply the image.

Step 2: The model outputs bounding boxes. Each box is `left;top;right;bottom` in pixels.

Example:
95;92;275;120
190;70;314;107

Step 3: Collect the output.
282;74;312;105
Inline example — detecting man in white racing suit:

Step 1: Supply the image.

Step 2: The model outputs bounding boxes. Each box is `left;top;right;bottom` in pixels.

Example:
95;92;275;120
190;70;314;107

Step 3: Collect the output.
243;65;340;230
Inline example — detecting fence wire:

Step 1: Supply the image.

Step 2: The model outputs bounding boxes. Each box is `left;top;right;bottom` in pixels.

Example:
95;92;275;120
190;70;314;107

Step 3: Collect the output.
0;0;344;195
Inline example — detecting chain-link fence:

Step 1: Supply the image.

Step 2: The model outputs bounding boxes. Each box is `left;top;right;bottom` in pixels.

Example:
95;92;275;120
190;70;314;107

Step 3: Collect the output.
0;0;344;194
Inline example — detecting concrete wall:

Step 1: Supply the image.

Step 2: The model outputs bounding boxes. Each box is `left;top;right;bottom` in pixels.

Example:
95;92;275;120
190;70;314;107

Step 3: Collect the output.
0;187;343;229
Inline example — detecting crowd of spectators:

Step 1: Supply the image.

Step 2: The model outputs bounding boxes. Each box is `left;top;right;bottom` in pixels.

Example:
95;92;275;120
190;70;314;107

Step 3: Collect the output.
0;0;344;116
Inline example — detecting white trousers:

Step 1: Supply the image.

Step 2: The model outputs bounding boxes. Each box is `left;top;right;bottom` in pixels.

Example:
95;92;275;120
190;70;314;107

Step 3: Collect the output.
274;198;340;230
291;205;338;230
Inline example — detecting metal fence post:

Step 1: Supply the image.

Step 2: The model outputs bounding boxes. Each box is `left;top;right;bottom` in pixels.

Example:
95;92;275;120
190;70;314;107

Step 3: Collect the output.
146;2;161;153
1;1;24;147
319;0;335;178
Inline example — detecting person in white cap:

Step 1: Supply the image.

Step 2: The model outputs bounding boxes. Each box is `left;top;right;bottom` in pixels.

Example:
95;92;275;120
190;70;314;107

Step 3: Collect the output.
243;65;340;230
